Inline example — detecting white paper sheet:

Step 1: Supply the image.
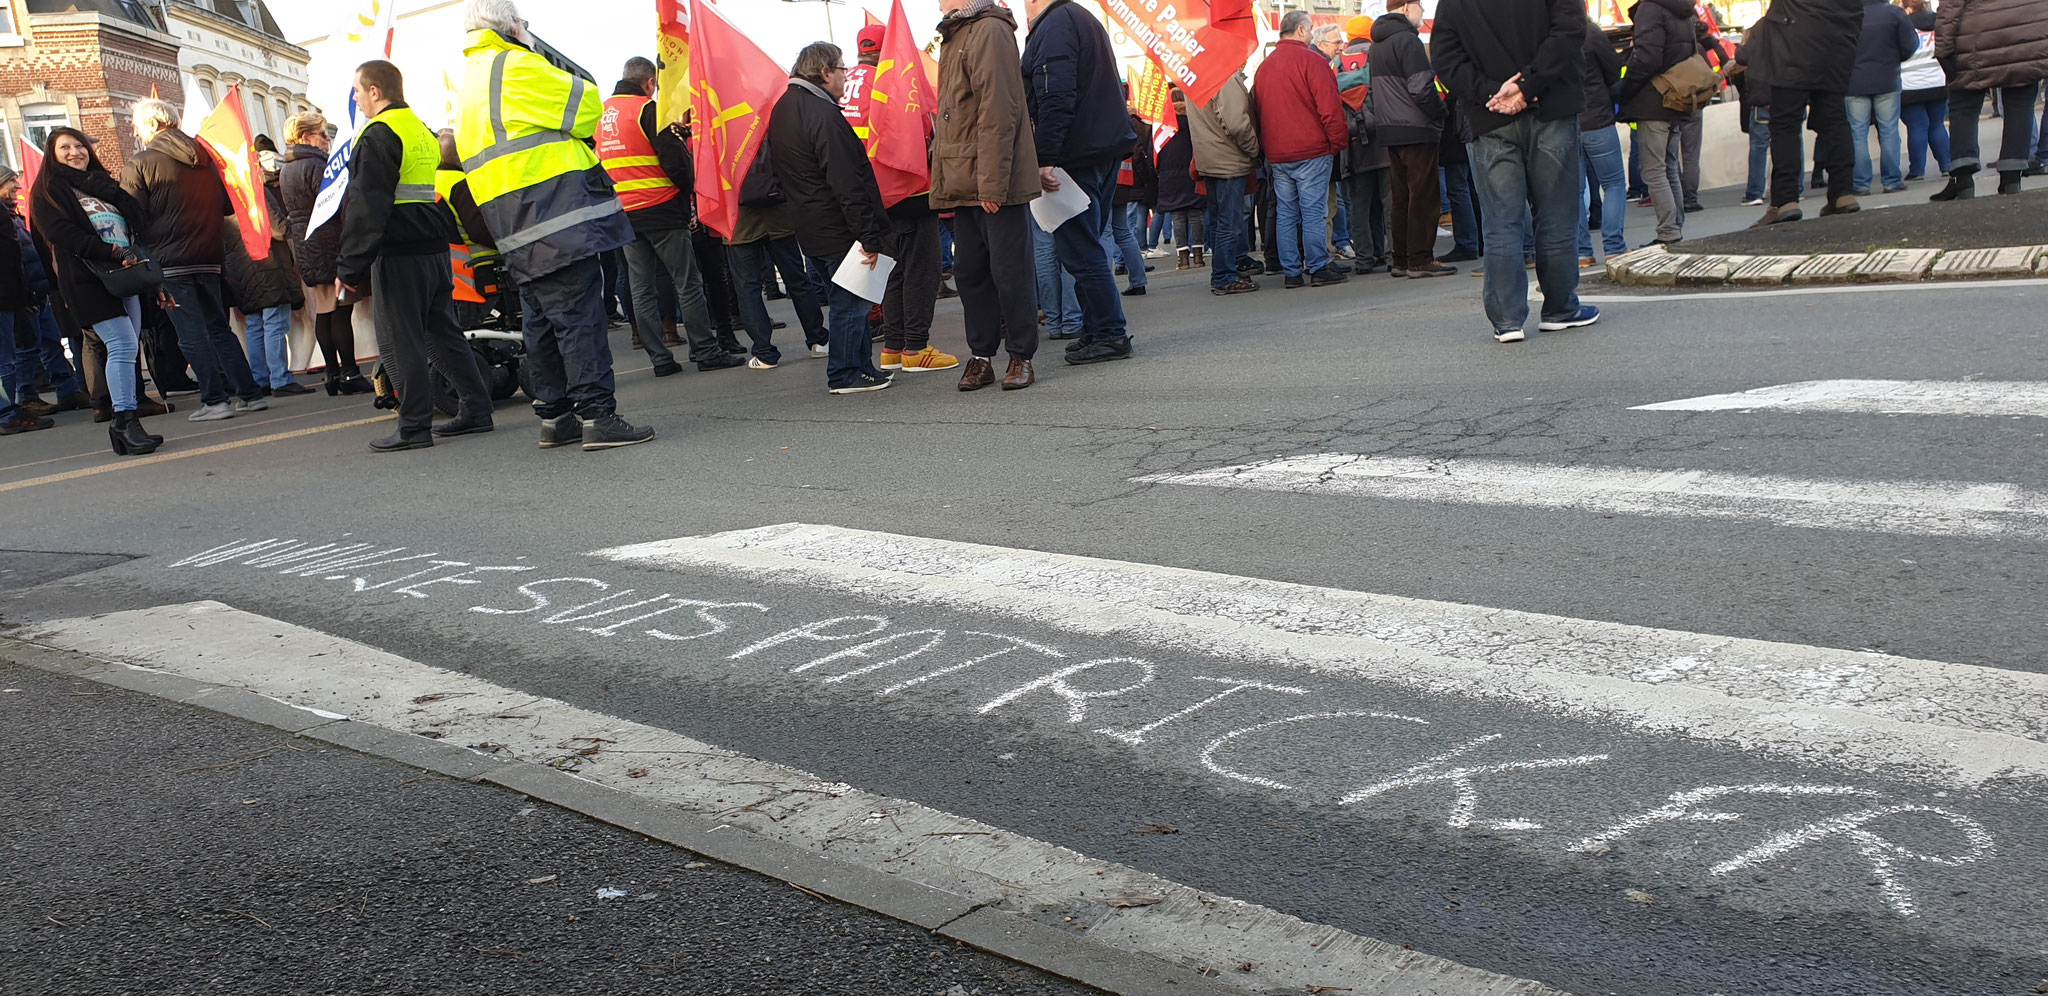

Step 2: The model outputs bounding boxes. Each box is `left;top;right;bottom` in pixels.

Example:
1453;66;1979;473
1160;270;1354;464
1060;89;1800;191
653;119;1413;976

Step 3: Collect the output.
1029;167;1089;232
831;245;896;304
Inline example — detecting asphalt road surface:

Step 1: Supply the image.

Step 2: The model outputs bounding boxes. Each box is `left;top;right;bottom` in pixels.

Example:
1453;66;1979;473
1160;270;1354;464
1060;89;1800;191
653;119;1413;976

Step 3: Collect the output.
4;185;2047;996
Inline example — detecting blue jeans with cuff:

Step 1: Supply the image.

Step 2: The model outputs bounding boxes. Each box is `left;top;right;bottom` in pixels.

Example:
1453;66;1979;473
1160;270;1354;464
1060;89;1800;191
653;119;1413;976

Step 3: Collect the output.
1470;116;1583;333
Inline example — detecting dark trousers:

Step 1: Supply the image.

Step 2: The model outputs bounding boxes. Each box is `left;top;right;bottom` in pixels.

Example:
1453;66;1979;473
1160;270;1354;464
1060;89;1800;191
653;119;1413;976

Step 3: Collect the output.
1048;156;1128;345
730;235;824;365
881;212;941;353
1257;177;1279;267
1769;86;1853;206
1205;175;1248;287
623;227;719;366
517;255;619;420
161;273;260;407
951;203;1038;361
599;248;624;321
1387;144;1444;269
693;230;744;345
1679;113;1704;205
1346;168;1391;264
374;251;489;434
1442;162;1482;255
1948;82;2041;175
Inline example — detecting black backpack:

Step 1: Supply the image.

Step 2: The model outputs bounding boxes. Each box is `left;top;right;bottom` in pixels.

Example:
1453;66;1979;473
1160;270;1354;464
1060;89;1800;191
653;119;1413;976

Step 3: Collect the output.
738;139;785;208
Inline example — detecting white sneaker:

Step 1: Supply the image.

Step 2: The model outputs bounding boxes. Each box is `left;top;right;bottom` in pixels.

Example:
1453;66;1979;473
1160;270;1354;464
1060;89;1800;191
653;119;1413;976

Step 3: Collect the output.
1332;245;1357;260
808;344;829;358
1493;328;1526;343
747;356;777;370
188;401;236;421
233;396;269;412
1740;196;1766;206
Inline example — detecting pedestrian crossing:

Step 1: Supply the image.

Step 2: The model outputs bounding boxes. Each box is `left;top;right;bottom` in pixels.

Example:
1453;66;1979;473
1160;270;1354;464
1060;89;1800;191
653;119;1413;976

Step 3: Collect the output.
1633;379;2048;417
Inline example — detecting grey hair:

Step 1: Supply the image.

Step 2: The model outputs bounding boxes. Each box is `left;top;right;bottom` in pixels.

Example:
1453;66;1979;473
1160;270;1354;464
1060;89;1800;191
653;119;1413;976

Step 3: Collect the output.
791;41;843;81
463;0;521;36
1279;10;1312;38
1310;24;1344;46
623;56;657;89
131;98;179;134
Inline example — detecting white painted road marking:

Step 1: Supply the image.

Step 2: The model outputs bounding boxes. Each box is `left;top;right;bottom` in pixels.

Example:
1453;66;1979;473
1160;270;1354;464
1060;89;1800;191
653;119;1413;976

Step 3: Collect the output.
1633;379;2048;417
590;524;2048;785
30;600;1557;996
1132;453;2048;541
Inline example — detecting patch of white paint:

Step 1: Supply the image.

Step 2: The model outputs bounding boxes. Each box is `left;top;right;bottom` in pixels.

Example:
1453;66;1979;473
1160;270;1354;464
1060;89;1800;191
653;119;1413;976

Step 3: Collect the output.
1632;379;2048;418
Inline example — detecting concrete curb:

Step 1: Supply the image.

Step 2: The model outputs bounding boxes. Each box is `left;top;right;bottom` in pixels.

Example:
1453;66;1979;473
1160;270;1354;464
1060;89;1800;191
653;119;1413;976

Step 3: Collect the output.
1604;243;2048;288
1;636;1250;996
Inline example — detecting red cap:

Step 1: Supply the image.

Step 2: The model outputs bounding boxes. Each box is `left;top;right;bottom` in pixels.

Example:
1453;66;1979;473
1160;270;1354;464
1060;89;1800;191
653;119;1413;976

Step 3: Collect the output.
856;25;885;54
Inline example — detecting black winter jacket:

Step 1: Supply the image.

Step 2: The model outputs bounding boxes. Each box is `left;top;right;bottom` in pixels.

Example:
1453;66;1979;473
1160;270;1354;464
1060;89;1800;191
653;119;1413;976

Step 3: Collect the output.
280;143;339;285
30;163;144;326
1020;0;1138;168
1617;0;1702;122
337;103;461;291
1112;115;1157;208
119;129;231;276
1580;23;1625;130
225;174;305;312
1430;0;1589;139
1370;14;1446;147
1153;113;1202;214
1847;0;1917;95
9;201;51;295
0;199;25;313
766;78;891;262
1743;0;1862;92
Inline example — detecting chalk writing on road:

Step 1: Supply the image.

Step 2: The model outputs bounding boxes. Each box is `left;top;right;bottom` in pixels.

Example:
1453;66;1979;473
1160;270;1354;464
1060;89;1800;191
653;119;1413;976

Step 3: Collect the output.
167;537;2001;918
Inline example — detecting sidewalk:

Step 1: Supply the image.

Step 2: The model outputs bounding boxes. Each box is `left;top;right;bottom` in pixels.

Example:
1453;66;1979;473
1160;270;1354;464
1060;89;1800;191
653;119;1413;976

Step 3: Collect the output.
0;663;1097;996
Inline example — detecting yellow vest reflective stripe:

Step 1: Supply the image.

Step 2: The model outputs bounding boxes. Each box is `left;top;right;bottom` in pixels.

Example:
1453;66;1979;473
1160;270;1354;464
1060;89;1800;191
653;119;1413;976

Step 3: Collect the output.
595;94;680;211
368;105;441;204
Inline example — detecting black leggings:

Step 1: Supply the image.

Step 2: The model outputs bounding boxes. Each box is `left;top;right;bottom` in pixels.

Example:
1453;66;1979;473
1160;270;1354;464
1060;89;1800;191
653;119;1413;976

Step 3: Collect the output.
313;303;360;377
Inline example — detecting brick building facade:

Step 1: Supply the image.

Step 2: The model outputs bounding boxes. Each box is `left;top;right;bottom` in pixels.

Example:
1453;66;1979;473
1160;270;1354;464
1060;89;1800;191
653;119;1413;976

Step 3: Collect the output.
0;0;181;173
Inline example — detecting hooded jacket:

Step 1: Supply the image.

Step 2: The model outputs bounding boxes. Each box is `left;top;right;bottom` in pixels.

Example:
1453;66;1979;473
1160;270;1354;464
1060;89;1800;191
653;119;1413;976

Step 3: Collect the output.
1848;0;1918;95
119;128;232;276
1742;0;1863;92
279;142;340;286
1369;13;1446;146
1020;0;1138;169
1934;0;2048;92
1430;0;1589;139
1186;72;1260;179
1251;38;1349;164
931;0;1040;209
1616;0;1702;123
1338;38;1389;174
767;77;892;261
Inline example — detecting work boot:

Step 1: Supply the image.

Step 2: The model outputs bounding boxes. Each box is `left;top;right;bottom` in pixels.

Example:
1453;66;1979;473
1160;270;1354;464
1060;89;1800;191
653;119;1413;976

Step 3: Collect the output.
1750;203;1803;227
1176;247;1190;270
17;398;57;418
431;413;494;437
538;413;582;449
1929;171;1975;201
581;414;655;451
1820;194;1860;217
368;429;433;452
631;329;644;351
1191;245;1205;267
661;320;682;348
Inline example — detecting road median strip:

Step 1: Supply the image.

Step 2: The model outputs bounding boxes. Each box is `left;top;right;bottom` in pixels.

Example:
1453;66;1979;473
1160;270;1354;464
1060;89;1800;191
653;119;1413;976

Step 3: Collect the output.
1605;243;2048;288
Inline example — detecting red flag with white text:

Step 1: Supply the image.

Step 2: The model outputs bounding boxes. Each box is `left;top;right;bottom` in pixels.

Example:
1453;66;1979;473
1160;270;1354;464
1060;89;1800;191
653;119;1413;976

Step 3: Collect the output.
197;84;270;261
687;1;788;239
1095;0;1258;108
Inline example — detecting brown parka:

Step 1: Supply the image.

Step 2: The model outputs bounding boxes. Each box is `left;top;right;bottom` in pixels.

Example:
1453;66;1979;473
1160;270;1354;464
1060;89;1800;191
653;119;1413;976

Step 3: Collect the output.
930;0;1040;210
1934;0;2048;91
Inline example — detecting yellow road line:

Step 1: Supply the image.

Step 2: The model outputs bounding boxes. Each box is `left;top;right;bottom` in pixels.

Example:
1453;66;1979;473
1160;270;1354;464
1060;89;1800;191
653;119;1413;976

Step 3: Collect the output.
0;414;389;494
0;403;378;475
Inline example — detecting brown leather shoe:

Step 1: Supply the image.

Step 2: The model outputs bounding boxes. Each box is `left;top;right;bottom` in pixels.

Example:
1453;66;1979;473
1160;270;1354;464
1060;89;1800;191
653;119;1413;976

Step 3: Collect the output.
1820;194;1860;216
630;330;645;350
661;320;682;347
958;356;996;391
1000;357;1034;391
1750;202;1803;227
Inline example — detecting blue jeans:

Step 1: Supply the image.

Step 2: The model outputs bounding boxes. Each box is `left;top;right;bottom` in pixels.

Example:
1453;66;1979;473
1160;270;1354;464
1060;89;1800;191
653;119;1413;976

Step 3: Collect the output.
1579;124;1628;258
1470;116;1582;333
1846;91;1903;191
730;235;823;365
1048;157;1127;345
1332;179;1352;251
2033;94;2048;159
242;304;294;388
1902;99;1951;176
0;311;19;421
92;297;144;413
1744;108;1773;199
1033;224;1080;336
1145;209;1168;248
1206;175;1248;287
8;302;82;403
939;218;955;270
163;273;262;406
1270;156;1333;277
1442;163;1482;255
804;253;885;388
1102;200;1146;288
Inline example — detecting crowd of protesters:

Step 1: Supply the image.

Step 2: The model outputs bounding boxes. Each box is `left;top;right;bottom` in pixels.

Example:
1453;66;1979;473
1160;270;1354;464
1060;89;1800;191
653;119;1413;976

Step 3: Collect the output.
2;0;2042;455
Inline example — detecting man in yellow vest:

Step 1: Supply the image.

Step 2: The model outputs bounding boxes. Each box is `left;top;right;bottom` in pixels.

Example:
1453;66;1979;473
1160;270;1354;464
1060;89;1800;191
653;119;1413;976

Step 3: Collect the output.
455;0;652;451
596;56;743;377
337;59;494;453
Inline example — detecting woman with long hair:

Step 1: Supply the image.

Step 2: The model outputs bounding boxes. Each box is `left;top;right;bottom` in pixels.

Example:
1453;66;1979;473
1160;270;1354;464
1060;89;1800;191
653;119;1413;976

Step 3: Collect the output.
29;126;160;455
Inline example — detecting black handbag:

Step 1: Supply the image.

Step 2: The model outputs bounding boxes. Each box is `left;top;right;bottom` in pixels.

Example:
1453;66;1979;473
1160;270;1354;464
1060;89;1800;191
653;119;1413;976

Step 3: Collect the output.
86;243;165;299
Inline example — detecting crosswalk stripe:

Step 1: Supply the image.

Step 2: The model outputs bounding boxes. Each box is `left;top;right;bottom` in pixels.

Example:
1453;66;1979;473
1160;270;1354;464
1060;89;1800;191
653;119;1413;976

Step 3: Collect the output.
591;523;2048;786
1632;379;2048;417
1132;453;2048;540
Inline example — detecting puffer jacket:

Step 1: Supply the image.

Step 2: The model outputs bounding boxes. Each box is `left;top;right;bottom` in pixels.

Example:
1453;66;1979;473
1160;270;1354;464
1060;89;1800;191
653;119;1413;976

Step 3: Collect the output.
279;142;339;285
1186;72;1260;179
1616;0;1702;122
930;0;1040;209
118;128;231;276
1934;0;2048;91
1368;14;1445;146
224;173;305;312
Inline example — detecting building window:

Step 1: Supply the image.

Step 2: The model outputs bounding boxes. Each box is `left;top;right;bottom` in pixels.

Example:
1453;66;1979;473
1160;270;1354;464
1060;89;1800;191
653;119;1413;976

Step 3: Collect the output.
274;100;287;139
22;104;69;153
0;0;21;45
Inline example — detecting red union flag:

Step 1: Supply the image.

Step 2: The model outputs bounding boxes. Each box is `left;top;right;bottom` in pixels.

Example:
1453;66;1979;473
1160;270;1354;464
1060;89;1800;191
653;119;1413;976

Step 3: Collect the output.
1094;0;1258;108
863;0;934;207
197;84;270;262
687;1;787;239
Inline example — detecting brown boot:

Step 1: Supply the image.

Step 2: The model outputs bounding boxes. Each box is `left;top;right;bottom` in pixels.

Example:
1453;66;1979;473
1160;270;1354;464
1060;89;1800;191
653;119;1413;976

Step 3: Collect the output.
135;395;172;417
631;329;645;350
1191;245;1205;267
1000;357;1034;391
661;320;682;347
1176;247;1190;270
1750;203;1803;227
957;356;996;392
1820;194;1860;217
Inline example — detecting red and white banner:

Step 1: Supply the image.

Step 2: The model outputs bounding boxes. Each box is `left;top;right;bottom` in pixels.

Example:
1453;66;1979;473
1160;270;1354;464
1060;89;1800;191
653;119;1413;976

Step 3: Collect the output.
1094;0;1258;108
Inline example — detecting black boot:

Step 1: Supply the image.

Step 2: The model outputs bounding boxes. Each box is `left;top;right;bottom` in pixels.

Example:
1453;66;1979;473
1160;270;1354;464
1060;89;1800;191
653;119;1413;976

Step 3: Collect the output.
109;411;160;456
325;371;342;396
1997;171;2022;195
1929;171;1975;201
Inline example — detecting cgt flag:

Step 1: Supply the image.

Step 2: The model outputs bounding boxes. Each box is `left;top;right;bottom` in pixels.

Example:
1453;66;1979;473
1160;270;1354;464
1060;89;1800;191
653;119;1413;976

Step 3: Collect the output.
1095;0;1258;108
198;84;271;262
686;0;788;239
655;0;691;133
844;0;934;207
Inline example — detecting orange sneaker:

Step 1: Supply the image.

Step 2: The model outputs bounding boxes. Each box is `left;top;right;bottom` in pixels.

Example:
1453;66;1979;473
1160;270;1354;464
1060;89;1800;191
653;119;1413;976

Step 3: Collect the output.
896;346;960;372
879;349;905;370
